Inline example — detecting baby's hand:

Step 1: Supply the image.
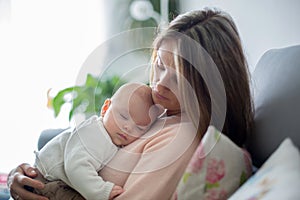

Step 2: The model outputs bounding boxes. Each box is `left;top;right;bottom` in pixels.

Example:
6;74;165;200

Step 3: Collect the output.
109;185;124;199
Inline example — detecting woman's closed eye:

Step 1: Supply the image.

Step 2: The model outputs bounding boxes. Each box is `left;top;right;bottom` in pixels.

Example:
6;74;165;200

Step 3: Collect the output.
157;63;165;70
156;57;165;70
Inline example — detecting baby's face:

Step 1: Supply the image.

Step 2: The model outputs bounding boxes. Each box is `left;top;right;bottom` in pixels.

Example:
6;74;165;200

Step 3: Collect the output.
103;84;160;146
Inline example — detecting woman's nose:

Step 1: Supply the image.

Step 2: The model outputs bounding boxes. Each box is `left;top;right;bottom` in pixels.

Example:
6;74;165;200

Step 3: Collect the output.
160;73;169;85
158;77;173;93
156;82;170;93
156;74;171;91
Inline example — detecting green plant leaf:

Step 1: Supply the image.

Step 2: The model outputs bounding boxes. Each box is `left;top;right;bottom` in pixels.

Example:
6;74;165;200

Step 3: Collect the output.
52;87;75;117
50;74;126;121
85;73;98;87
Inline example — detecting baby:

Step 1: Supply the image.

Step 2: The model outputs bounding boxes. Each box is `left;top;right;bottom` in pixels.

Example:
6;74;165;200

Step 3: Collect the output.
33;82;163;200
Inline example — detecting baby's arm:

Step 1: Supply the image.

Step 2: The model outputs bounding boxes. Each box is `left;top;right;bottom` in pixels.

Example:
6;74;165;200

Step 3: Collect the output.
64;144;115;200
110;185;124;199
64;124;119;200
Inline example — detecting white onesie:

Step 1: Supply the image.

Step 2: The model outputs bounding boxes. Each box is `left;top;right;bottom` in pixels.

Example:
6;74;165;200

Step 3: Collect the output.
34;115;118;200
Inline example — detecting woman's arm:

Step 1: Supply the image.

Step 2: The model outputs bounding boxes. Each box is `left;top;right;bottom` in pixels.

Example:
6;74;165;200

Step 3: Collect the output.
7;163;48;200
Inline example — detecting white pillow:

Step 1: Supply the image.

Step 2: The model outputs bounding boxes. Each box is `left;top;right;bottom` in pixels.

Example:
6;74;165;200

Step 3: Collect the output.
229;138;300;200
173;126;252;200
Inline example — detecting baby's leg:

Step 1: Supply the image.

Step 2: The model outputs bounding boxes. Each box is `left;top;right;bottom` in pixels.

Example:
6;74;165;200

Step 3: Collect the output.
42;181;85;200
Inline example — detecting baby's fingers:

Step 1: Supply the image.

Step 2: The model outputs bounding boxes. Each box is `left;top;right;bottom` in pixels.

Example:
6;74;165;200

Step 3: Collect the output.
109;185;124;199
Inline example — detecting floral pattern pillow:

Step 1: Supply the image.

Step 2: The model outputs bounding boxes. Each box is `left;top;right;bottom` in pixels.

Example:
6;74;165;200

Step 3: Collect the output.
173;126;252;200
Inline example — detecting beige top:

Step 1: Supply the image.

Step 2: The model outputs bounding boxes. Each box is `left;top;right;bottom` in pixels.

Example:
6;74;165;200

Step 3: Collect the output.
99;113;200;200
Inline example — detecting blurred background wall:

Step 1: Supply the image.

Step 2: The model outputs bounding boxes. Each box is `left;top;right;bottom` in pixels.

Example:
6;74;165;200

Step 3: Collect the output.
180;0;300;72
102;0;300;72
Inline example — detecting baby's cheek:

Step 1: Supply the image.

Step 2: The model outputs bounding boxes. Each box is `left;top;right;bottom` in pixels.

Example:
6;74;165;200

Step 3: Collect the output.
112;136;123;146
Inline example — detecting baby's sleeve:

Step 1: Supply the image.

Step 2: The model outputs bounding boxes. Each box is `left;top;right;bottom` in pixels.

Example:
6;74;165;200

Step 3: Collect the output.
64;118;118;199
64;144;114;199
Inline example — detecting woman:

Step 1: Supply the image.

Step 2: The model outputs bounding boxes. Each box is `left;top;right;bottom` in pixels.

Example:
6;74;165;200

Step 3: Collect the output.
8;8;253;200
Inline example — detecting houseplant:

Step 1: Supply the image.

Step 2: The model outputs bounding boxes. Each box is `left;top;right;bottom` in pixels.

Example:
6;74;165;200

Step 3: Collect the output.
47;0;180;121
47;74;125;121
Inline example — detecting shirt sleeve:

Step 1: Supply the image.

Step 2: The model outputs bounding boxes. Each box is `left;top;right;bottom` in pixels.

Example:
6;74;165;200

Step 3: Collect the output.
64;146;114;200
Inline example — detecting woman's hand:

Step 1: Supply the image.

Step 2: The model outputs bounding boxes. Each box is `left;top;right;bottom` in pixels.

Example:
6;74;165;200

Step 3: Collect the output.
7;163;48;200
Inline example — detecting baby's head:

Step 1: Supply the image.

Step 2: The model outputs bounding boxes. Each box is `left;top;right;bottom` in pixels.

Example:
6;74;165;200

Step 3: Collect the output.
101;82;163;146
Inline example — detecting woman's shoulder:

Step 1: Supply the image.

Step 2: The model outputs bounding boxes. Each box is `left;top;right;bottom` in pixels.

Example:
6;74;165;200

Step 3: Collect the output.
128;113;197;152
157;113;196;132
123;114;199;173
101;113;199;176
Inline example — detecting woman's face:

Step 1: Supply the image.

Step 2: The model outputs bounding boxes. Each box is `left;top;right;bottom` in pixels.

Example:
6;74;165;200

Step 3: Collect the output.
151;41;181;115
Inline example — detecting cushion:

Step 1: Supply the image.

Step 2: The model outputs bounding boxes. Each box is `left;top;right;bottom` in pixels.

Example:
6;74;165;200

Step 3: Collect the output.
0;172;9;200
229;138;300;200
173;126;252;200
38;128;68;150
248;45;300;167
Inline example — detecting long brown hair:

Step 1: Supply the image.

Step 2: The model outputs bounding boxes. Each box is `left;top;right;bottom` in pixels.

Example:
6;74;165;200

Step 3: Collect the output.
151;8;253;147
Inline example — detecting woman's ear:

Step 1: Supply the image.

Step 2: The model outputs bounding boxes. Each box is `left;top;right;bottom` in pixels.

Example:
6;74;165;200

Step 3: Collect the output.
100;99;111;117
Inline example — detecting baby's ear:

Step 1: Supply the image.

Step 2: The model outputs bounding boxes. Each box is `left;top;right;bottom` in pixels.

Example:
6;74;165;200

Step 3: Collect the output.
100;99;111;117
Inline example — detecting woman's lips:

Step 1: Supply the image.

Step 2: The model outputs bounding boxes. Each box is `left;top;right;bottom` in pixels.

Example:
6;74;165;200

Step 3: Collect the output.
153;90;168;101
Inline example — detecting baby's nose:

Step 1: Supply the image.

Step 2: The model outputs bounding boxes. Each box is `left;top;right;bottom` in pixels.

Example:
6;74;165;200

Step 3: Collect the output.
123;123;132;133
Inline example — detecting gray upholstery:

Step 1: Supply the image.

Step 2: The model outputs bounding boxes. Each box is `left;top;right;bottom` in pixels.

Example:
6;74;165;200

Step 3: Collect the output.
37;128;68;150
247;45;300;167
